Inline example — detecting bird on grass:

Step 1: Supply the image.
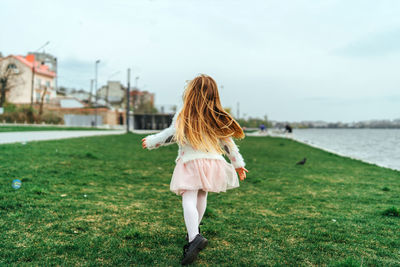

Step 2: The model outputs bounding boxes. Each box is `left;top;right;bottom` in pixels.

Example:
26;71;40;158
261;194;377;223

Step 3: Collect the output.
296;157;307;165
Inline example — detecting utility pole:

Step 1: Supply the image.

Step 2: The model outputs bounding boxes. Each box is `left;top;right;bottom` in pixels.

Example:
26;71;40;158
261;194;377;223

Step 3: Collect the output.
94;60;100;126
237;102;240;119
106;85;109;104
89;79;94;105
55;57;58;93
134;76;139;89
30;63;35;107
126;68;131;133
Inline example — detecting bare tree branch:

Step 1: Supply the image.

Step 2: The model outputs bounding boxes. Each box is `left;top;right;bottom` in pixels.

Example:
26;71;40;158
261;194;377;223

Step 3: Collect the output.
0;58;23;107
39;86;48;115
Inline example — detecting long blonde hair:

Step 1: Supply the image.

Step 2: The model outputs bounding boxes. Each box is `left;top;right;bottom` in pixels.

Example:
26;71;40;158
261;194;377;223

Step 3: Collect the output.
175;74;245;154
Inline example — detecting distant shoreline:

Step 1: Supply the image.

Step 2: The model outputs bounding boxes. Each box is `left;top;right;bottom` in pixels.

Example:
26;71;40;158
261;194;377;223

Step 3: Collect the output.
291;137;400;172
291;128;400;172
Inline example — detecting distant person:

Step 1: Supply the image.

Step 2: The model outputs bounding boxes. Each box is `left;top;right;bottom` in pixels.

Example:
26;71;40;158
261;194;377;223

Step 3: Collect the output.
141;74;248;265
260;124;266;132
285;124;293;138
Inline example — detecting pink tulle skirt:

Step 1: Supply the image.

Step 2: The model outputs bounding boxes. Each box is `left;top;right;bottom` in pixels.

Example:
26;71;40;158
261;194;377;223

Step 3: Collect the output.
170;158;240;196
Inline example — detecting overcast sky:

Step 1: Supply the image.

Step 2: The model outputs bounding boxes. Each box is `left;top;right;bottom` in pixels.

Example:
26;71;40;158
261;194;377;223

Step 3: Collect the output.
1;0;400;122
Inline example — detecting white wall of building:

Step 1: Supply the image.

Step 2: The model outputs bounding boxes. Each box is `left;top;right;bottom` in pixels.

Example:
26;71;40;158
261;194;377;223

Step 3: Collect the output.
1;57;56;104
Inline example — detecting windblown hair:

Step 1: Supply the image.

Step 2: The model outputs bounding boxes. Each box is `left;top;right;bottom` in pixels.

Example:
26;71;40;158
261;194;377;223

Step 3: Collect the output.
175;74;245;154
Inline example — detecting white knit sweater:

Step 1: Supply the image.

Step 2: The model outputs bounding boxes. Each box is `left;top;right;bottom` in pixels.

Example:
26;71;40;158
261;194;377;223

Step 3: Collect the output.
145;109;246;169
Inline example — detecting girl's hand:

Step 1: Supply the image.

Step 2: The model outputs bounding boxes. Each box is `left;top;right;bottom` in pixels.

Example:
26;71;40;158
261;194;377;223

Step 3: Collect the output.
141;138;147;149
235;167;248;181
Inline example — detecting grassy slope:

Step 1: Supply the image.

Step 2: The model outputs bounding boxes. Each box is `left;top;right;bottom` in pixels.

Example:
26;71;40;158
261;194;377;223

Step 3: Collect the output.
0;126;106;132
0;134;399;266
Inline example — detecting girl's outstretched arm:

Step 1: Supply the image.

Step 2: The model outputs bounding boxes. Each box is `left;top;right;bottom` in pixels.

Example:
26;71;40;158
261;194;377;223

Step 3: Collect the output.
220;137;245;168
142;109;180;150
220;137;248;180
143;126;176;150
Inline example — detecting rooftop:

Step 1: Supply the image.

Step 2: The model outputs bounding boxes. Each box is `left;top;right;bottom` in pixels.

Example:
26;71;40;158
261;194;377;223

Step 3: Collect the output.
3;54;56;78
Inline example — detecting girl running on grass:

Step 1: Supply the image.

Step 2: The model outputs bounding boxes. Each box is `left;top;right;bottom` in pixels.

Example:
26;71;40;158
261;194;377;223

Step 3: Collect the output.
141;74;248;265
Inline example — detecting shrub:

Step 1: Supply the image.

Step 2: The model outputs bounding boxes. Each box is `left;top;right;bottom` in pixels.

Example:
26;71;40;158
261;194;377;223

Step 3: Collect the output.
0;105;63;124
3;102;17;112
0;104;36;123
39;112;63;124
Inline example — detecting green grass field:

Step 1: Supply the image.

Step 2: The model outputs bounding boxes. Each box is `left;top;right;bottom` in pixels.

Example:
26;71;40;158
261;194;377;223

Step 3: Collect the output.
0;125;107;132
0;134;399;266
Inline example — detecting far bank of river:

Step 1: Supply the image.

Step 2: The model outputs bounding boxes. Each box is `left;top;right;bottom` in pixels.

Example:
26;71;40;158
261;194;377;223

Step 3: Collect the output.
292;128;400;171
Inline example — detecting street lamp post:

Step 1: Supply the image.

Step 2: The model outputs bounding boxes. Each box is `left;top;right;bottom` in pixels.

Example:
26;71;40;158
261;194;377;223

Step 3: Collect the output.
134;76;139;88
89;79;94;105
30;41;50;107
94;59;100;126
126;68;131;133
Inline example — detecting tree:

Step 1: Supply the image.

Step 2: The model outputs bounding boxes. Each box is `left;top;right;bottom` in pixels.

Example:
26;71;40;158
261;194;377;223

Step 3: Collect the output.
236;115;271;128
38;86;48;115
135;101;158;114
0;59;23;107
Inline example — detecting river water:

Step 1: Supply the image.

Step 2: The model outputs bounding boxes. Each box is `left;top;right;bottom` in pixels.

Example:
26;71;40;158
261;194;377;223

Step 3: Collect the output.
292;129;400;171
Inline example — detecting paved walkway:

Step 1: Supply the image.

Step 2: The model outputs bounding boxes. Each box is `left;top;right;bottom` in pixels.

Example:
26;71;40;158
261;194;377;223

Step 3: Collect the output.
0;130;125;145
245;130;292;138
131;129;160;134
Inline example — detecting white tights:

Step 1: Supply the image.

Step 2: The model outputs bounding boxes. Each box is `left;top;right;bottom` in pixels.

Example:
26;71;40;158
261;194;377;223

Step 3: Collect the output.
182;190;208;242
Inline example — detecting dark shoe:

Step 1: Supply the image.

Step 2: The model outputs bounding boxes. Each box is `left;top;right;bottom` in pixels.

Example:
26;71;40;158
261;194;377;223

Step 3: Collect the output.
185;226;201;242
181;234;208;265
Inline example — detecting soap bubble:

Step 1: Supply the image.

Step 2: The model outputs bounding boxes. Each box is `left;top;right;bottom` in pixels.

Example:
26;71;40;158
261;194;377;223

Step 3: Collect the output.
12;179;22;189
